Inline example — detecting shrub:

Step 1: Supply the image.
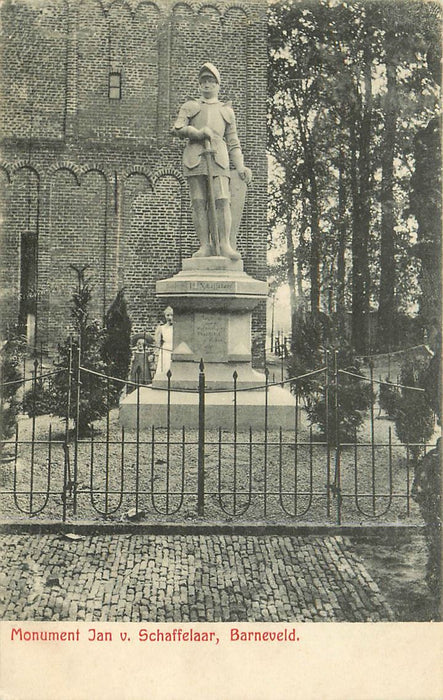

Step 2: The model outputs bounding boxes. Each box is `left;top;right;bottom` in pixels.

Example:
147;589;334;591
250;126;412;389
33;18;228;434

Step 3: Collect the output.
102;289;132;401
411;339;441;605
412;440;441;604
22;379;54;417
0;333;25;444
394;359;435;458
287;314;325;400
378;379;401;418
288;316;371;444
305;344;372;444
423;338;441;421
50;266;109;436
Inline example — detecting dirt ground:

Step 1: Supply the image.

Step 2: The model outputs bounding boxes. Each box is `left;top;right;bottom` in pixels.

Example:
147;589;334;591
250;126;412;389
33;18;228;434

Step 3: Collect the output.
351;530;439;621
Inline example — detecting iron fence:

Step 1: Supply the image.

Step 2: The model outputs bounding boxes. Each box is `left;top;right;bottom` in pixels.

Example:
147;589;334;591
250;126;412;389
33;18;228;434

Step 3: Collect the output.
0;347;438;526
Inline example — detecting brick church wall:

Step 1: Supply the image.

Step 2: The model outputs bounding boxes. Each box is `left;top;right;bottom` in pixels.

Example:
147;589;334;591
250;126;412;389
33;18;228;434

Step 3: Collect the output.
0;0;267;356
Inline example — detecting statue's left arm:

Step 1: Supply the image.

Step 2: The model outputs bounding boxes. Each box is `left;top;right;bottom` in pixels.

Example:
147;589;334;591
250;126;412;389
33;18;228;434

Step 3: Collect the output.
224;108;252;185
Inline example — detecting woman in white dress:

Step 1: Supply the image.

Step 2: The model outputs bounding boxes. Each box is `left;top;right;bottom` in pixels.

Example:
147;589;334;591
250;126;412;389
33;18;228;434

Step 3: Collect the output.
154;306;173;374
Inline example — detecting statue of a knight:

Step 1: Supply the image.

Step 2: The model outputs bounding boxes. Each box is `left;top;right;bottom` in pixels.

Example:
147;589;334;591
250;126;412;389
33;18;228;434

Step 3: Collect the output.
173;62;252;260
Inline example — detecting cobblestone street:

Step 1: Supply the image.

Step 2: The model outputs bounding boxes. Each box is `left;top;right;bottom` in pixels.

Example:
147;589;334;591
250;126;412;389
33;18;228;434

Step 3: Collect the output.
0;534;394;622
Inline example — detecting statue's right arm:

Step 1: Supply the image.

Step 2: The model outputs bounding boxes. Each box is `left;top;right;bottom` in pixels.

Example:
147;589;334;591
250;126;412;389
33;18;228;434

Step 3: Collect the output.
175;125;206;141
173;101;210;141
154;324;163;349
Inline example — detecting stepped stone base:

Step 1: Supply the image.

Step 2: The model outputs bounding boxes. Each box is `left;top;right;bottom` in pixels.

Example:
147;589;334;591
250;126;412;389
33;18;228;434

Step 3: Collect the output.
119;384;296;431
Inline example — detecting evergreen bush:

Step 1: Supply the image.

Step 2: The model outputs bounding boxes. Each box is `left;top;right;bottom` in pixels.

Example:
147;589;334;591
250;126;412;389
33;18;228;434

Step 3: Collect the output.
394;359;435;458
22;378;54;417
378;378;401;418
411;339;441;606
0;333;25;446
288;316;371;444
306;345;372;444
102;289;132;404
287;314;325;400
50;266;109;436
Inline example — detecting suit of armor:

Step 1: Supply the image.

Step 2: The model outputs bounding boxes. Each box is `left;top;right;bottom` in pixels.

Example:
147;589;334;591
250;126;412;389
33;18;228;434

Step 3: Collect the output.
173;63;251;260
174;99;241;176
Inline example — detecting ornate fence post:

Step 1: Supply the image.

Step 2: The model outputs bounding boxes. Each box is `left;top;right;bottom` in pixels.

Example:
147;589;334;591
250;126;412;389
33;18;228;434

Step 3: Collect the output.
233;370;238;515
73;341;81;514
135;365;141;516
104;376;111;517
264;365;269;517
369;359;376;515
166;368;172;514
28;358;38;514
197;359;205;516
334;349;342;525
324;348;331;518
62;338;73;522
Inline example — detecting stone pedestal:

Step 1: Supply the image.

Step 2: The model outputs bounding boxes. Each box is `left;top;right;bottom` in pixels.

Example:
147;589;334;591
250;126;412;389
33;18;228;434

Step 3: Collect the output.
119;257;296;429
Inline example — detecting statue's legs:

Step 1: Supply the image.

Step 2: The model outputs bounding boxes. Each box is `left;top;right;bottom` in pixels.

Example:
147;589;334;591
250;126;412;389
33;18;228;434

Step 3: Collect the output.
214;177;241;261
215;198;241;260
188;175;241;260
189;177;212;257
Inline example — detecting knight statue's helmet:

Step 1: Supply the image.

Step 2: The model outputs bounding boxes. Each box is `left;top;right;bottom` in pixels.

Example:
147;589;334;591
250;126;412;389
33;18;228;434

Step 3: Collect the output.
198;62;221;85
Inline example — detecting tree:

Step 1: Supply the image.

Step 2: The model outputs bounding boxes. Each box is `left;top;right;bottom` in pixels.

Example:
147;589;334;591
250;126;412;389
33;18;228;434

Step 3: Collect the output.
268;0;441;353
377;22;398;349
268;1;328;320
410;39;442;349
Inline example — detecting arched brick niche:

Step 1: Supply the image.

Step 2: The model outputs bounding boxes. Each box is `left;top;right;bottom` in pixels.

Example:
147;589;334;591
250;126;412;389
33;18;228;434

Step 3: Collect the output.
48;167;107;341
0;167;39;336
122;171;183;333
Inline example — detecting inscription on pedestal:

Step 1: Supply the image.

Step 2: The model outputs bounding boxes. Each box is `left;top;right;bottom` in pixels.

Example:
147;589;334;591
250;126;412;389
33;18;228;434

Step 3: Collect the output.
188;281;234;292
194;313;227;359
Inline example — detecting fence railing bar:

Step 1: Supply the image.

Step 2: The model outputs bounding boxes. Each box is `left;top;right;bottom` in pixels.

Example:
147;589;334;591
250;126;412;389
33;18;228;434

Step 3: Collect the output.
339;369;425;392
356;343;431;361
78;364;327;394
340;441;436;448
4;488;415;498
0;368;66;389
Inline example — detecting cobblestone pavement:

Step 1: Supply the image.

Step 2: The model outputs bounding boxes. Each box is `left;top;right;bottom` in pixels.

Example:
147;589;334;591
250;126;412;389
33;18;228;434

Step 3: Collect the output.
0;534;394;622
